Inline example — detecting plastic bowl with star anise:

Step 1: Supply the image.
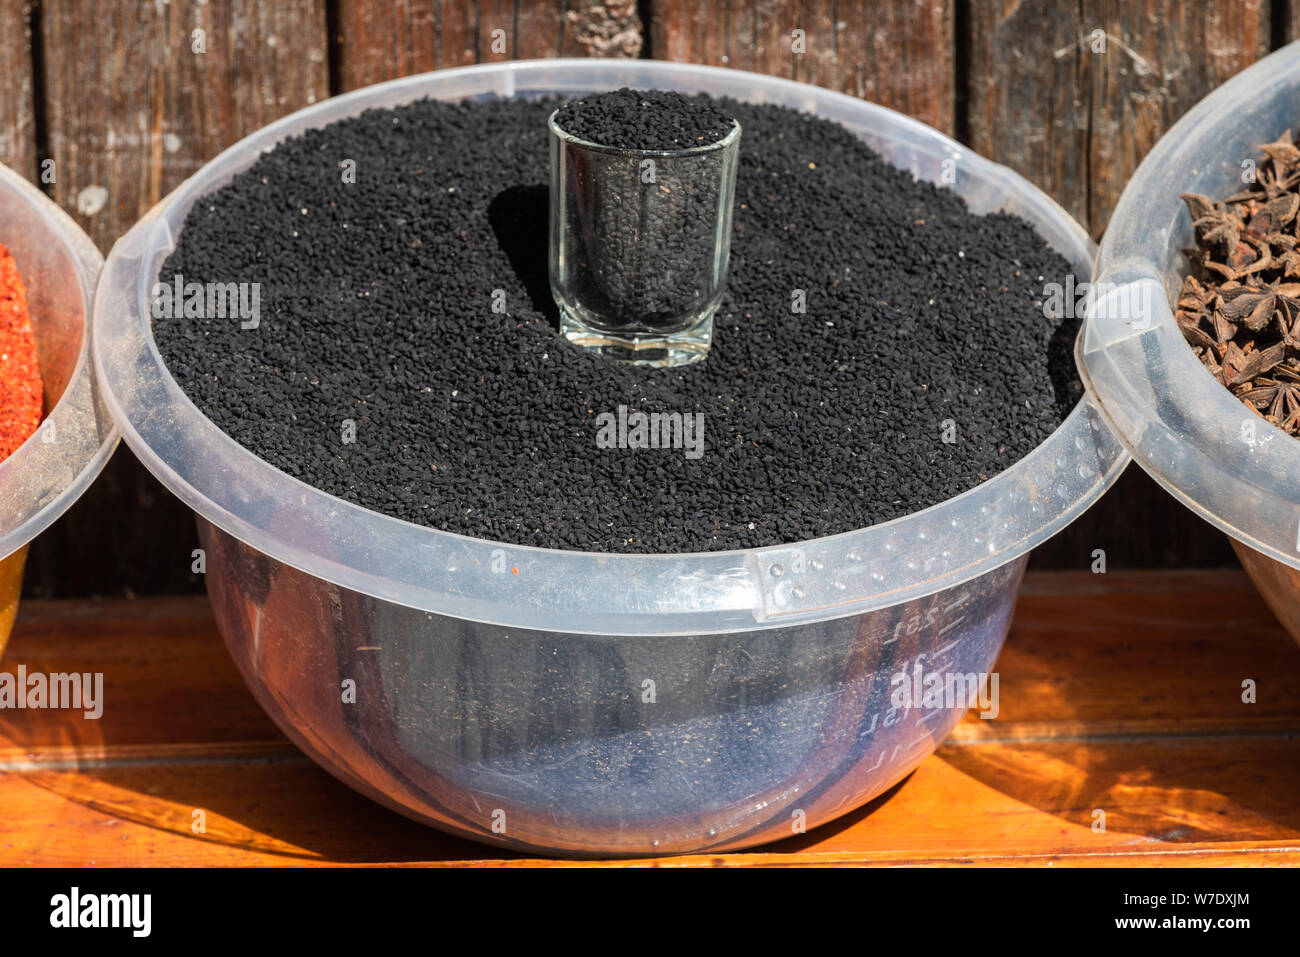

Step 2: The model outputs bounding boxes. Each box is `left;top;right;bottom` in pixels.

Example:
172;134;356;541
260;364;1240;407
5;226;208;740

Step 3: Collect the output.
1079;41;1300;649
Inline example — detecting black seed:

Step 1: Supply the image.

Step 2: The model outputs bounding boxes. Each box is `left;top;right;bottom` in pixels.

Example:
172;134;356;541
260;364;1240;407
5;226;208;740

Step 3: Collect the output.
553;88;735;151
153;94;1081;555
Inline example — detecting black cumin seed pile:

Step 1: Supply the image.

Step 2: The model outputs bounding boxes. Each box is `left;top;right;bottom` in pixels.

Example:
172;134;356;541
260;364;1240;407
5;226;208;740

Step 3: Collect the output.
553;88;735;150
155;94;1080;554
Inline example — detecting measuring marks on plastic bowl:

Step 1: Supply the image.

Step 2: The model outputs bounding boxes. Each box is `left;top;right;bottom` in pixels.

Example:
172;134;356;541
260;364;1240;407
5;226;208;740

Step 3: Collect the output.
786;563;1015;781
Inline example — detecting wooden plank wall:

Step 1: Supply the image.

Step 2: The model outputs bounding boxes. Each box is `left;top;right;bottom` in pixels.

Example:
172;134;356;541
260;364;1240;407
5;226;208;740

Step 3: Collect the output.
969;0;1273;567
652;1;955;134
13;0;331;596
0;0;1289;594
0;1;35;182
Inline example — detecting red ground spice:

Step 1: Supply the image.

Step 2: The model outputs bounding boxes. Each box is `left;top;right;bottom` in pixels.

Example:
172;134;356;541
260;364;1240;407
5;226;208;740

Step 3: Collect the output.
0;243;42;461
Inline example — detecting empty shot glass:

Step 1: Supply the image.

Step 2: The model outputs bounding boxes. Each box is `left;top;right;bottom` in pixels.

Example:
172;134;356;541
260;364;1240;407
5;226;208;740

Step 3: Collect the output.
548;109;741;367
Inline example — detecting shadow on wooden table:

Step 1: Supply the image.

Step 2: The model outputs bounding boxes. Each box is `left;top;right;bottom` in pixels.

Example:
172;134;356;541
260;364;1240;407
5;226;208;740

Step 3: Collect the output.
0;598;507;864
11;759;513;864
930;571;1300;852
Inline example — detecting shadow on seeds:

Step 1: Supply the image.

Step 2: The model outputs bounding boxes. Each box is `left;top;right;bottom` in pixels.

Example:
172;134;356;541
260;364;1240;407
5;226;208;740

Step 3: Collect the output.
488;183;559;331
1047;312;1084;419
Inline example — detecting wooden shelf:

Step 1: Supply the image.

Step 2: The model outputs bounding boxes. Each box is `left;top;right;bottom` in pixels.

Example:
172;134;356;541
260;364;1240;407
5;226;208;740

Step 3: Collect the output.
3;570;1299;867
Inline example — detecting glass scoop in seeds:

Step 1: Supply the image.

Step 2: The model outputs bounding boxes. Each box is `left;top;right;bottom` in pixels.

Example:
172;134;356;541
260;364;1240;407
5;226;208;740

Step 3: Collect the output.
548;89;741;368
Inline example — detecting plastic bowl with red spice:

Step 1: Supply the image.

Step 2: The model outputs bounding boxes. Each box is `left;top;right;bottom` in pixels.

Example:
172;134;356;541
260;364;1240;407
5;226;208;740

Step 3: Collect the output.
0;163;118;653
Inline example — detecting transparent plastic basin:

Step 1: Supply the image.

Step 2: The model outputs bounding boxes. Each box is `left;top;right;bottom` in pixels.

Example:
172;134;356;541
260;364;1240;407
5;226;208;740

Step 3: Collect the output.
94;60;1126;856
0;164;118;654
1077;42;1300;648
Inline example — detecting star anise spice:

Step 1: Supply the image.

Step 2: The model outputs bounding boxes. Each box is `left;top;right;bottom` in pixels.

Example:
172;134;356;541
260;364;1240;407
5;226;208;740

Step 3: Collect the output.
1236;361;1300;433
1177;129;1300;437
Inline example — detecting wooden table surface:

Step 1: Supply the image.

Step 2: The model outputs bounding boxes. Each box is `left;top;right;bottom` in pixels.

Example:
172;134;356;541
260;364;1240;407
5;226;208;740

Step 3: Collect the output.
3;569;1298;867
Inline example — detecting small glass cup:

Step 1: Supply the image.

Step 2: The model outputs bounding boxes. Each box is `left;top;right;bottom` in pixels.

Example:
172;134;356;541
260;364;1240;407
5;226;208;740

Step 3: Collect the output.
548;109;741;367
